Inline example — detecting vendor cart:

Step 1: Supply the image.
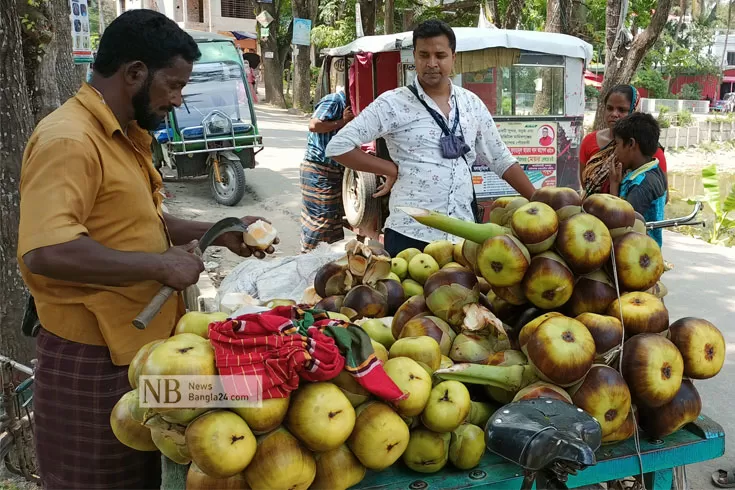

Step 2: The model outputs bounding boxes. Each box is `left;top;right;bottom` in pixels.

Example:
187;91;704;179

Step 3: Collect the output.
160;413;724;489
317;28;592;241
157;203;717;490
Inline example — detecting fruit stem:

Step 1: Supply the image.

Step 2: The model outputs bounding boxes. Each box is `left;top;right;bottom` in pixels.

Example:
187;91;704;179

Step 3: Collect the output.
398;207;506;244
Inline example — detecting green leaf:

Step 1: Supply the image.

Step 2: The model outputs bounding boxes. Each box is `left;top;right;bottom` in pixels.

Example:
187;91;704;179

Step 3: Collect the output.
720;217;735;231
723;184;735;214
686;195;706;205
701;164;722;216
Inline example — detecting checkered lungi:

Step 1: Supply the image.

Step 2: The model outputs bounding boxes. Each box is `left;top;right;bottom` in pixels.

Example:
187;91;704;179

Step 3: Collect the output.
300;160;345;253
34;327;161;490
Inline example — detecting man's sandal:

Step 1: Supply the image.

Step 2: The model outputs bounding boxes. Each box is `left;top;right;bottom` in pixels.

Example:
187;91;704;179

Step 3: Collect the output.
712;469;735;488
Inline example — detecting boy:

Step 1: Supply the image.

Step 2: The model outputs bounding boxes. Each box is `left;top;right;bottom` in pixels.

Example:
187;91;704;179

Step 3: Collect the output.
609;112;668;247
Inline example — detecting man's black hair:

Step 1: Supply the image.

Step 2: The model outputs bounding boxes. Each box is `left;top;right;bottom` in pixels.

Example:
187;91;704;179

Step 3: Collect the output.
412;19;456;53
93;9;201;77
613;112;661;158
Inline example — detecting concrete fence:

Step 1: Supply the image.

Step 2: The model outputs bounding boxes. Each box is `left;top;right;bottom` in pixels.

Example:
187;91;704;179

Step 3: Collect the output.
660;121;735;149
640;98;711;115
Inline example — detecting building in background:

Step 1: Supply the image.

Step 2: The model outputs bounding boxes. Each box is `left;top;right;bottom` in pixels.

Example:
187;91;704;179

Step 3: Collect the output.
705;32;735;100
115;0;257;51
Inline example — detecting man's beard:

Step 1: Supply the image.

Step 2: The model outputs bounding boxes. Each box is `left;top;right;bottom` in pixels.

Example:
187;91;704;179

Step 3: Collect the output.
132;75;167;131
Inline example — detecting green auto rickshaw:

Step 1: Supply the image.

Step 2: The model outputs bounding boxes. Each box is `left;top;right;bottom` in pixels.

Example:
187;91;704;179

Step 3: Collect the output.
151;30;264;206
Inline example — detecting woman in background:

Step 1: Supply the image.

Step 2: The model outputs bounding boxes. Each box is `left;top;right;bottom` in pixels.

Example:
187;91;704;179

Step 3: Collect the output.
579;85;667;198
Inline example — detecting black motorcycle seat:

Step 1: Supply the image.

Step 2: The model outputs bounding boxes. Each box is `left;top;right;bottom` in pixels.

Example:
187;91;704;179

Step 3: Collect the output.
485;398;602;472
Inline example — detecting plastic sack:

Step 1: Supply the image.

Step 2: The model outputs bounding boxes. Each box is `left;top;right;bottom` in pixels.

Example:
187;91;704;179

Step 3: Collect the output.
215;242;345;310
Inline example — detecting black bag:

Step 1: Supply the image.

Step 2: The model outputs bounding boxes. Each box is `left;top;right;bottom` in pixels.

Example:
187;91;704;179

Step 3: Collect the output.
407;85;481;223
21;294;41;338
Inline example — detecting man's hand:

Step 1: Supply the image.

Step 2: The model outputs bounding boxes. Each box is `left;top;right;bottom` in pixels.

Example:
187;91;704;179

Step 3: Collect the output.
342;107;355;124
373;174;396;198
218;216;280;259
501;163;536;200
158;240;205;290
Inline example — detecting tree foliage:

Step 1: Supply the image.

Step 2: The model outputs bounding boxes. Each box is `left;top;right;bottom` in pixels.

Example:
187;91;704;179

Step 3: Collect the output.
633;68;669;97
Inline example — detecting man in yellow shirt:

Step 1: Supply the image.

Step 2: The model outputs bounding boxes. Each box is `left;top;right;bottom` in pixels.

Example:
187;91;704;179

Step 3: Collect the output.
16;10;274;489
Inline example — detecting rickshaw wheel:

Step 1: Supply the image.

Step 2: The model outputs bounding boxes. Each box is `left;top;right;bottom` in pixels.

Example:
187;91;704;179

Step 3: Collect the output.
342;168;379;229
209;158;246;206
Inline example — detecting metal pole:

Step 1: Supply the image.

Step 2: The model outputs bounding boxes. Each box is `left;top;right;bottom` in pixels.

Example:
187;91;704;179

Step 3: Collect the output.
0;356;33;377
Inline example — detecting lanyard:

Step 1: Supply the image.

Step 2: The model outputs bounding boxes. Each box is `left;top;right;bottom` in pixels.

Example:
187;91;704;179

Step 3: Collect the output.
407;84;460;137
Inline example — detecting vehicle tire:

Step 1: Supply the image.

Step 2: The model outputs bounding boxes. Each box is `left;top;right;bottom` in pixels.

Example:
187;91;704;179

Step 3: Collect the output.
342;168;380;229
210;158;246;206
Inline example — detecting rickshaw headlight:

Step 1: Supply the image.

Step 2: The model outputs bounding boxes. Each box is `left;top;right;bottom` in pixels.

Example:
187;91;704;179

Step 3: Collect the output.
205;113;231;136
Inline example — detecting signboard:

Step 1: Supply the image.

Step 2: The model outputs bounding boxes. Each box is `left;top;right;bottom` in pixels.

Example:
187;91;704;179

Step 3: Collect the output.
264;51;274;59
256;10;274;27
292;18;312;46
260;26;270;39
472;121;558;198
69;0;93;64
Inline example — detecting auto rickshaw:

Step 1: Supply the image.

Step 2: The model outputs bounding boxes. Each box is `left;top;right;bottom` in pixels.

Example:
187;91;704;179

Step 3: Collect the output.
152;30;264;206
316;27;593;239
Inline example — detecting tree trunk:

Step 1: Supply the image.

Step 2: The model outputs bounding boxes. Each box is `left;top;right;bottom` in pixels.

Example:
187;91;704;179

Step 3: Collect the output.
0;0;38;366
533;0;571;113
489;0;525;28
721;1;733;71
308;0;319;29
491;0;501;26
51;0;84;102
384;0;394;34
20;0;83;124
402;9;415;31
593;0;674;129
19;0;57;124
258;1;287;108
502;0;525;29
359;0;376;35
291;0;311;113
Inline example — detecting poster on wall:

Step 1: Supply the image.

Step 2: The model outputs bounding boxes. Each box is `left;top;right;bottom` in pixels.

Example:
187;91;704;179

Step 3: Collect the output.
472;121;558;198
69;0;93;64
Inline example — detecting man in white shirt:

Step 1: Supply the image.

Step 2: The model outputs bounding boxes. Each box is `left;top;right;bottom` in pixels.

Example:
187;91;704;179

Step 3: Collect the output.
325;19;536;256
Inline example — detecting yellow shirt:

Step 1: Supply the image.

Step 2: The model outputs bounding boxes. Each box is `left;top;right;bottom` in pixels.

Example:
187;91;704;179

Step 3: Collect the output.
17;83;184;366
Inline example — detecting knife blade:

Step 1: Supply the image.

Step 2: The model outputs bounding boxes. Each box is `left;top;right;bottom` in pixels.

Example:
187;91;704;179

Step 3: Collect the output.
132;217;249;330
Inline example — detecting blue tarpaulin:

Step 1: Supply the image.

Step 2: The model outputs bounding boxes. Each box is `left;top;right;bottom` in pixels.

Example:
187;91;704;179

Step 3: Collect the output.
230;31;257;40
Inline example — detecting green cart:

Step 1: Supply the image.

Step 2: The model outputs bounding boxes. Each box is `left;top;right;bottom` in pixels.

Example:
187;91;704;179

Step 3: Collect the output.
152;30;264;206
161;414;724;489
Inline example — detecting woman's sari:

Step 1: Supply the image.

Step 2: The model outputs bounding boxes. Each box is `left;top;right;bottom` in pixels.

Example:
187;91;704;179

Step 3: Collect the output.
581;137;617;198
582;85;640;198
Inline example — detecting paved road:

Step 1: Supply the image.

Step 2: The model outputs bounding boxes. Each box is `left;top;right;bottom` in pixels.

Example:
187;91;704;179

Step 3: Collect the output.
163;103;311;262
166;103;734;486
661;231;735;487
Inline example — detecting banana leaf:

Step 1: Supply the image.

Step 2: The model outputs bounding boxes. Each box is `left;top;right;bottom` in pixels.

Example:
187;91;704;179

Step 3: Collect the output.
688;164;735;244
688;164;721;215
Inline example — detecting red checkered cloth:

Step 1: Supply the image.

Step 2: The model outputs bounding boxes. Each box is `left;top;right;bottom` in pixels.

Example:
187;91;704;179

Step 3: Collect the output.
207;306;407;403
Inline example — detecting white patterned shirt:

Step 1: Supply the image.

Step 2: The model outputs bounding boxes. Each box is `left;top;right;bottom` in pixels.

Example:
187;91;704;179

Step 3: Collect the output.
325;78;517;243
